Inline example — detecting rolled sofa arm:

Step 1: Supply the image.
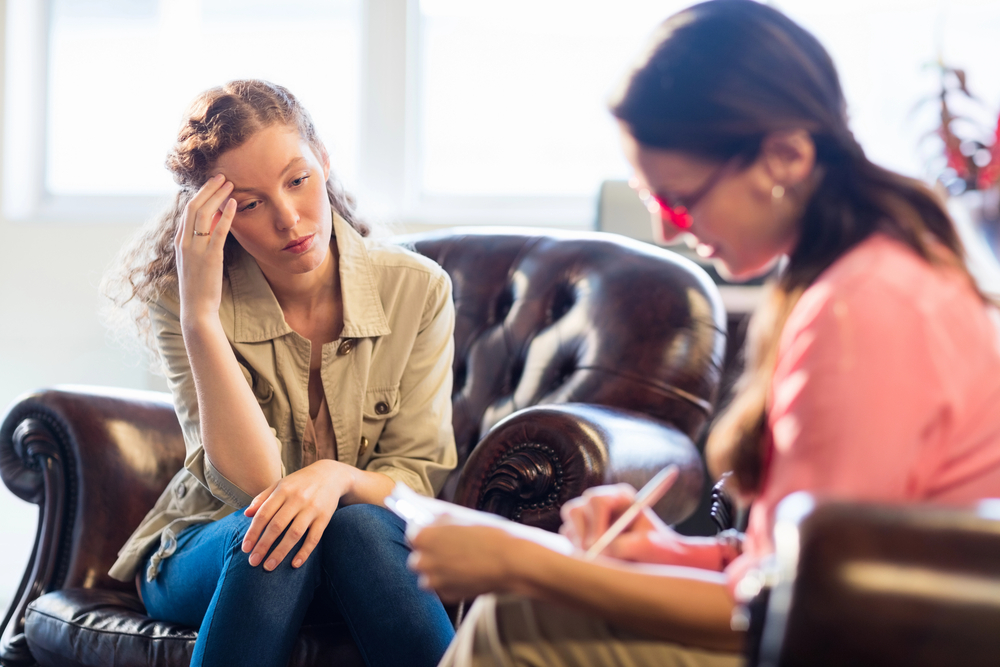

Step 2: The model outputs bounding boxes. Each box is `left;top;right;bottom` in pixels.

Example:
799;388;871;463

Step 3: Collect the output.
0;386;184;667
754;494;1000;667
452;403;704;533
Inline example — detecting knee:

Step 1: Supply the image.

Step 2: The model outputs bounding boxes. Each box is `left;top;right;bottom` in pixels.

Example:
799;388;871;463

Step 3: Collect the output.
231;508;323;580
328;503;403;535
218;509;318;570
322;504;407;554
220;507;255;549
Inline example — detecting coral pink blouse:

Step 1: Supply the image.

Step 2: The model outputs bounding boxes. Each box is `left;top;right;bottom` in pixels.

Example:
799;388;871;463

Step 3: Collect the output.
726;233;1000;591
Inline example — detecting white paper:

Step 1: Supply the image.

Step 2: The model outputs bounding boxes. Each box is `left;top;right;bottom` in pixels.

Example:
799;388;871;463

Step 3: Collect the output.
386;482;575;555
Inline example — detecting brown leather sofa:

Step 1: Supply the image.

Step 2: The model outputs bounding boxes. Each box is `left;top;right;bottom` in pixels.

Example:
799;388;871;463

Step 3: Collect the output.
751;493;1000;667
0;228;727;667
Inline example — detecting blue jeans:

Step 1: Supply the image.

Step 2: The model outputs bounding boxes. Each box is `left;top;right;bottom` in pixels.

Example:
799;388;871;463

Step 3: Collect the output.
140;504;454;667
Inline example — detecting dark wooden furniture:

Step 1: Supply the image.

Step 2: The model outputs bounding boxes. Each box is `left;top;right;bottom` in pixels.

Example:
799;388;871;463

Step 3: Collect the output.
754;493;1000;667
0;228;727;667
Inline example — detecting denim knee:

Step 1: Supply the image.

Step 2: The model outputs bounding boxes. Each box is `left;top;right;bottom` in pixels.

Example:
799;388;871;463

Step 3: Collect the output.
224;507;324;581
322;504;407;562
325;504;404;541
317;503;452;667
223;508;255;549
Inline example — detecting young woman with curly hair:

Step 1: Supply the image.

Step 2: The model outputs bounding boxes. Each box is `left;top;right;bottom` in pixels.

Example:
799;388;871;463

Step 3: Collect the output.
105;80;456;667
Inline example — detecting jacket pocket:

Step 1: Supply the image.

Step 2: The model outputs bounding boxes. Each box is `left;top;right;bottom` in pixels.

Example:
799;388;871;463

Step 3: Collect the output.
363;385;401;421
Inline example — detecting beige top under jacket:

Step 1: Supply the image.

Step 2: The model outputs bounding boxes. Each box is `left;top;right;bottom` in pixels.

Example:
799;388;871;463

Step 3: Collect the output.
109;212;457;582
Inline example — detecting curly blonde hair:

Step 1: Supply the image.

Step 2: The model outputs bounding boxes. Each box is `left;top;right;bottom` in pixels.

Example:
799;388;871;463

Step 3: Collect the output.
103;80;367;364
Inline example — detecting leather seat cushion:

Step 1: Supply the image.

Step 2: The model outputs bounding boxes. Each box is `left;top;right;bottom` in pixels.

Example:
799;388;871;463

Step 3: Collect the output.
25;589;364;667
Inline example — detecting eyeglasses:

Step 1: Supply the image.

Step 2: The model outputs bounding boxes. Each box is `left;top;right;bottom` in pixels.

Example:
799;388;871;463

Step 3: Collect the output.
633;160;732;230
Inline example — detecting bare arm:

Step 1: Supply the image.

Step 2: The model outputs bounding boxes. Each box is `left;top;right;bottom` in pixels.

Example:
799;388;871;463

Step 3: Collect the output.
516;541;740;651
238;461;396;571
174;175;281;496
181;320;281;494
560;483;735;570
409;524;742;653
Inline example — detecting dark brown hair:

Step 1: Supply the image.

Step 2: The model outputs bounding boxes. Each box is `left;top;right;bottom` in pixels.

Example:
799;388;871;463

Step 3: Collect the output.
610;0;972;495
104;80;367;360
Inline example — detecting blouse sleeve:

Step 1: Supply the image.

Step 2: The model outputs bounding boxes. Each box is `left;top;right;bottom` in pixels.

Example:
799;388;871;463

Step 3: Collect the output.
362;270;458;496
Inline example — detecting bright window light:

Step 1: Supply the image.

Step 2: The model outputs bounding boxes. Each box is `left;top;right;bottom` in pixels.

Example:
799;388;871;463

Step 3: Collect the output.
773;0;1000;181
418;0;1000;198
29;0;1000;218
418;0;690;198
46;0;361;196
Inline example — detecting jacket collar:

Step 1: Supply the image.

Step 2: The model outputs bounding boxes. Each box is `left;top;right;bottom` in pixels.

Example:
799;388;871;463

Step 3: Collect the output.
228;211;391;343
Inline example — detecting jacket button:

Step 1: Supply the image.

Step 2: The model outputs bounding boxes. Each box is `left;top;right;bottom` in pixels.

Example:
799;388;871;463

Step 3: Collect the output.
337;339;354;355
359;436;369;456
175;482;187;499
375;401;389;415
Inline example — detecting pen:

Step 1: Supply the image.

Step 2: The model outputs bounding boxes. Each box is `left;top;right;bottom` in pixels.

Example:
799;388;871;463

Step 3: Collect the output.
583;464;680;560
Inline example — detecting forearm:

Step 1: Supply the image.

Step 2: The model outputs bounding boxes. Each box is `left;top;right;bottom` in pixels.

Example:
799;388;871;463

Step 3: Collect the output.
510;541;742;652
183;316;282;495
337;466;396;506
627;532;735;571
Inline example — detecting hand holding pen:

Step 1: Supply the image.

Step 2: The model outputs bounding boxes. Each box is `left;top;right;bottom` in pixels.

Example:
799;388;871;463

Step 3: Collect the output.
560;465;680;561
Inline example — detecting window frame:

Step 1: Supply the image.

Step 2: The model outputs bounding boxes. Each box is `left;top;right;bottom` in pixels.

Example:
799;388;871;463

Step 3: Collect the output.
2;0;596;229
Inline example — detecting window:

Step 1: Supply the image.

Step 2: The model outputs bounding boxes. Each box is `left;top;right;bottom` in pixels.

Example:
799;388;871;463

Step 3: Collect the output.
406;0;690;226
4;0;361;221
417;0;681;198
47;0;361;196
774;0;1000;182
5;0;1000;227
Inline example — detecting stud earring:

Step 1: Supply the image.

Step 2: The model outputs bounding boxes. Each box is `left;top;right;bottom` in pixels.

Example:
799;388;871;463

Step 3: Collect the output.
772;184;785;200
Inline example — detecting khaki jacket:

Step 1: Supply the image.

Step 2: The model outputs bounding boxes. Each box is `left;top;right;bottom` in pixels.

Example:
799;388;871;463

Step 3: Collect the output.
109;213;457;582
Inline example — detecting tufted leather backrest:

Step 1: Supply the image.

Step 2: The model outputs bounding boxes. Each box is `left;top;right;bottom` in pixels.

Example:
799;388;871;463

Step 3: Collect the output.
0;229;725;593
406;228;727;501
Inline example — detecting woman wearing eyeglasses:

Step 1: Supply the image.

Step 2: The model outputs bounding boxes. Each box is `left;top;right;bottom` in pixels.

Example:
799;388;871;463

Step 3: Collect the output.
408;1;1000;665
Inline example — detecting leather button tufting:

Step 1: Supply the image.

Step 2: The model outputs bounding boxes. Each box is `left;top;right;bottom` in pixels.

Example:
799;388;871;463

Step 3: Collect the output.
375;401;390;415
337;339;354;355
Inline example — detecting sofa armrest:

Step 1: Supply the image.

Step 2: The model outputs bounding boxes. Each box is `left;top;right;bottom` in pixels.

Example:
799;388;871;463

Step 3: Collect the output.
755;494;1000;667
0;386;184;665
452;403;704;532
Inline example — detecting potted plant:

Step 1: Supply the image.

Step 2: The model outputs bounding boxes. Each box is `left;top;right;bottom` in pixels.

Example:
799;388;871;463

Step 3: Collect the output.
919;60;1000;294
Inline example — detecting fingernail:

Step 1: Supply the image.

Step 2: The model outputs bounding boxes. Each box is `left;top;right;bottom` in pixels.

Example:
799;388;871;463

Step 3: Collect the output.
214;173;224;181
241;540;250;553
249;553;261;567
264;558;277;571
292;559;302;568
